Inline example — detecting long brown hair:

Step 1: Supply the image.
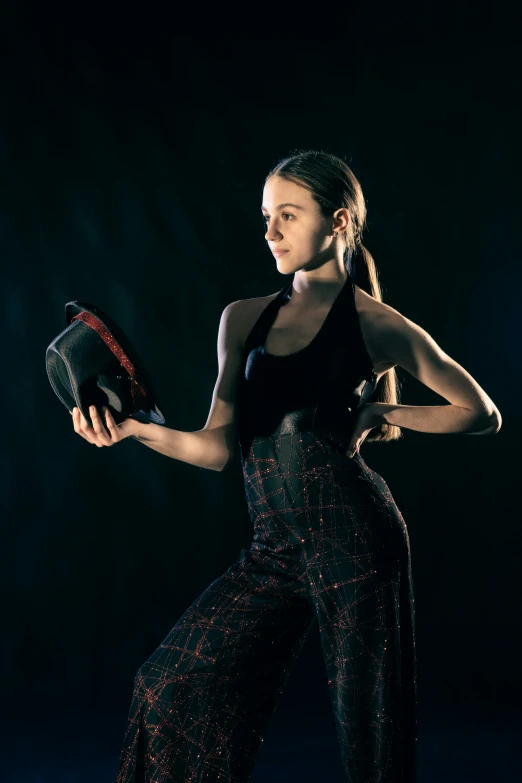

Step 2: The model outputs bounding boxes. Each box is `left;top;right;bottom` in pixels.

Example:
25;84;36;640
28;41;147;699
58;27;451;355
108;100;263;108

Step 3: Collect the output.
265;149;401;443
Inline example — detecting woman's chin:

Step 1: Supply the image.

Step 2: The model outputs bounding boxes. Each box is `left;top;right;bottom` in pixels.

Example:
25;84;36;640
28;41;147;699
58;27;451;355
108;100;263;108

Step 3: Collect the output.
275;254;295;271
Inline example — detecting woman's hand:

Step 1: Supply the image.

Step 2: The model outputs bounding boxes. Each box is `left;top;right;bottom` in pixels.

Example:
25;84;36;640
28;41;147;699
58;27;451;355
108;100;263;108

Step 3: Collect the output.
345;403;383;458
71;405;140;447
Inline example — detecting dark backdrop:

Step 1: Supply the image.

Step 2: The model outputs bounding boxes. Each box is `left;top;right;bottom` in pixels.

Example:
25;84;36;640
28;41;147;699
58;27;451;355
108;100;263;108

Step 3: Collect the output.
1;7;520;783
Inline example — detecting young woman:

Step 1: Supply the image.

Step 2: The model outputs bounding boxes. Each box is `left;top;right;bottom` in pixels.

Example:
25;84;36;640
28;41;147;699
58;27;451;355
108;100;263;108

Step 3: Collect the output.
72;150;501;782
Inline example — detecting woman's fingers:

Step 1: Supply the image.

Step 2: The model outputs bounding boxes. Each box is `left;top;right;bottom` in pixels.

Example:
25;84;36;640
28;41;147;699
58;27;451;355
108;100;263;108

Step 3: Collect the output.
102;406;119;434
88;405;112;446
72;405;118;447
72;406;98;445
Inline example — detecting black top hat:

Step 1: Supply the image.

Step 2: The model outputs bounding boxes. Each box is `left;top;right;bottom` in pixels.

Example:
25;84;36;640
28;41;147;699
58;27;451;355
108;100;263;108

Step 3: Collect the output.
46;300;166;429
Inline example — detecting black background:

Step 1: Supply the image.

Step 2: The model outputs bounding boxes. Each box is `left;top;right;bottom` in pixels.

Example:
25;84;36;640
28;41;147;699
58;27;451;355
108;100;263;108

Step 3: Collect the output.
1;4;521;781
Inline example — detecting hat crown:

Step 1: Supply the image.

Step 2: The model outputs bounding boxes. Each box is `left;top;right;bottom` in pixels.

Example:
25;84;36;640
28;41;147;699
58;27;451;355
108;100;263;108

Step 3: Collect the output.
46;300;165;426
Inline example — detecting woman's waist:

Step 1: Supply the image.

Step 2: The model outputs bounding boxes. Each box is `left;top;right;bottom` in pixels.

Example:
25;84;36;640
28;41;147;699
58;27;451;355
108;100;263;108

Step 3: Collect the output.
239;427;364;475
240;403;354;437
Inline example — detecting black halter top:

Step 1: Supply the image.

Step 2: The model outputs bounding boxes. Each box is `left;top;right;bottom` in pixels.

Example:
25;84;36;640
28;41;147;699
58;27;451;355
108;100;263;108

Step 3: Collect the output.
237;275;379;462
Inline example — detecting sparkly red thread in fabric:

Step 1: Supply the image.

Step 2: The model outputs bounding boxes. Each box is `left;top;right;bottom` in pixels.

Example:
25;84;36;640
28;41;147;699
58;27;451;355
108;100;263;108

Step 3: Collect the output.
71;311;148;409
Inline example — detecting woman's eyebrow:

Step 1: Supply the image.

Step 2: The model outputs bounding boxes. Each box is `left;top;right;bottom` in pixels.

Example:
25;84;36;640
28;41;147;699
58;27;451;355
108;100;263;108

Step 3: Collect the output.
261;202;305;213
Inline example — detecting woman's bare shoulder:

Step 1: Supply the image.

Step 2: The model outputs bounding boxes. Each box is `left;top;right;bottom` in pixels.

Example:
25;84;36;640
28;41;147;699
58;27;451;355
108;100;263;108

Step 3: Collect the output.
353;284;414;374
354;283;432;337
354;283;448;378
226;291;280;350
353;283;404;321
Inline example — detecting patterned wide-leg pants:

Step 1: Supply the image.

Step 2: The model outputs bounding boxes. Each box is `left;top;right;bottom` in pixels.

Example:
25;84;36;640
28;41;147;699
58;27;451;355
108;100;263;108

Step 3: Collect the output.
115;431;418;783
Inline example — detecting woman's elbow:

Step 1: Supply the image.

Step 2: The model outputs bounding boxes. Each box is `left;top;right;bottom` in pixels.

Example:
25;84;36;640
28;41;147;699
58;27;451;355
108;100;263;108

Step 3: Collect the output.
484;409;502;435
218;449;236;472
491;412;502;434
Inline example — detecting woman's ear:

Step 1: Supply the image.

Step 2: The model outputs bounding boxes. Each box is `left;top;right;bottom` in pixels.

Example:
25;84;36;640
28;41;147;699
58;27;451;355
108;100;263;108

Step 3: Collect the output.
332;207;350;235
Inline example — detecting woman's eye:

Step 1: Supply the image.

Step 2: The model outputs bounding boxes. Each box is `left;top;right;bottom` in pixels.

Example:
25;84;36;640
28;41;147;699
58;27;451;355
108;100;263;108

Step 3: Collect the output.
263;213;294;223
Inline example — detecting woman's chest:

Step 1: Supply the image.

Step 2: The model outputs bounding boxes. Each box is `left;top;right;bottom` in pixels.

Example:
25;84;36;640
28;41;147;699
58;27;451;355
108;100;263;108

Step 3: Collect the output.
264;302;333;356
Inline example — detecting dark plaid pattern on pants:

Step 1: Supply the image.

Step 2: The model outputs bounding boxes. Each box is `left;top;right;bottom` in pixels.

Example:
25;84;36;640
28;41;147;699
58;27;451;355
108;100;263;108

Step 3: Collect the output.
115;429;417;783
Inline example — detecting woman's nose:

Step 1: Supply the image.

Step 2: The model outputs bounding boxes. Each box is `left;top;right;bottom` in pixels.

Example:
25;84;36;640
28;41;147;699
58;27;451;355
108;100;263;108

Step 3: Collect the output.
265;224;281;242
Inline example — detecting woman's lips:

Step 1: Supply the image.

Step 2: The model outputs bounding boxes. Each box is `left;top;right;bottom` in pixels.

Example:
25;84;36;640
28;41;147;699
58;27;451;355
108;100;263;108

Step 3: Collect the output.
272;249;289;257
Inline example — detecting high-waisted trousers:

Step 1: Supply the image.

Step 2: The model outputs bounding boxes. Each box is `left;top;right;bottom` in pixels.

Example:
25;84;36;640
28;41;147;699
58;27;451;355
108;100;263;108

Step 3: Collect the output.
115;429;418;783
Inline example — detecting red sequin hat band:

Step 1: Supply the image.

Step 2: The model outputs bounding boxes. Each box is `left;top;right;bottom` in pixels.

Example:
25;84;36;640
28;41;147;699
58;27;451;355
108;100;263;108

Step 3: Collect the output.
71;310;148;409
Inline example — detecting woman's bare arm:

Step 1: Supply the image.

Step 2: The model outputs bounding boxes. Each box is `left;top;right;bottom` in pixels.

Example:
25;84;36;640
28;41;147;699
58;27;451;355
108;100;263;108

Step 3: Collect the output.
131;299;247;471
367;308;502;435
129;424;231;471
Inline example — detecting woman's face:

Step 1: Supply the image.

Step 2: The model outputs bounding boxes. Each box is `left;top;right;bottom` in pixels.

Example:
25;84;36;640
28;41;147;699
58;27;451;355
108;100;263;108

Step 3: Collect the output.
262;175;336;274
